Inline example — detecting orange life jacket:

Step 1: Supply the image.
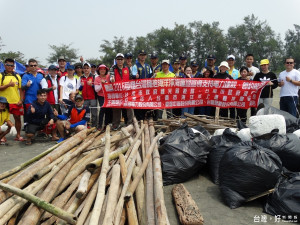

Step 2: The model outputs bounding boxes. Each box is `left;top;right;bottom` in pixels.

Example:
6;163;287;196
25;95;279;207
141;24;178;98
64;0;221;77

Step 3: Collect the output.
69;108;86;124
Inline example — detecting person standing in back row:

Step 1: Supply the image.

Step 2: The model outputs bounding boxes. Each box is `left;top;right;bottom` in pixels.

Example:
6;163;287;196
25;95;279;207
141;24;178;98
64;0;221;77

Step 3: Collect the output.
253;59;278;106
279;57;300;117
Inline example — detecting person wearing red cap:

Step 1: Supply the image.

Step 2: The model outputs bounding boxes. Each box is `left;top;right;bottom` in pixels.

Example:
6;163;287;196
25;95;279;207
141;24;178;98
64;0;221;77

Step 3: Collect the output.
94;64;112;131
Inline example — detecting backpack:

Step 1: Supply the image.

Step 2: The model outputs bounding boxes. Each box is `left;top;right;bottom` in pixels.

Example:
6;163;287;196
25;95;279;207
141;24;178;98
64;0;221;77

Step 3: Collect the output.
0;71;20;86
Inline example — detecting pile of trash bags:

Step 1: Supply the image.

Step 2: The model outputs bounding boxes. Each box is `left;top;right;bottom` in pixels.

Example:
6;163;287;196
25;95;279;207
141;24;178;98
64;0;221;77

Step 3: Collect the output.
159;104;300;222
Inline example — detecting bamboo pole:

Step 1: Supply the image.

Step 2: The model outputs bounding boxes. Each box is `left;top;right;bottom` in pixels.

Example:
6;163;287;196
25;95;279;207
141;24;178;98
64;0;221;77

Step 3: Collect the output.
41;173;84;222
89;125;111;225
0;182;77;225
102;164;121;225
0;129;87;204
144;120;155;225
19;156;78;225
33;154;64;180
125;132;163;200
113;140;141;225
86;144;129;172
132;166;146;225
76;170;92;199
0;142;61;180
119;208;126;225
150;119;170;225
118;154;138;225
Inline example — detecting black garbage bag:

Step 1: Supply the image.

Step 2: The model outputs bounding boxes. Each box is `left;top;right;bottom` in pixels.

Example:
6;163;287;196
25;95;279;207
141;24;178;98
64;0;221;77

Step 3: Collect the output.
254;133;300;172
237;119;248;130
208;129;242;184
159;123;212;185
264;171;300;222
219;141;282;209
257;103;300;133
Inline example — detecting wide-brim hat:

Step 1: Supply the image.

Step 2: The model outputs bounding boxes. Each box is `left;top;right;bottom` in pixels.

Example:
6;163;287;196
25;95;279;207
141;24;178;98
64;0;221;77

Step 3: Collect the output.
218;61;230;70
0;96;9;108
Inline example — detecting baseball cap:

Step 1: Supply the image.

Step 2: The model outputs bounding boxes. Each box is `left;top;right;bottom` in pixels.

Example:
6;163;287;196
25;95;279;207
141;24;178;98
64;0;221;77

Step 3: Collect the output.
179;54;187;60
207;54;216;60
260;59;270;65
66;65;75;70
75;94;84;101
138;50;147;55
124;52;133;58
115;53;124;59
161;59;170;65
150;53;158;59
58;56;66;62
191;60;198;66
173;58;180;64
83;62;91;67
48;65;57;70
0;96;9;105
227;55;235;60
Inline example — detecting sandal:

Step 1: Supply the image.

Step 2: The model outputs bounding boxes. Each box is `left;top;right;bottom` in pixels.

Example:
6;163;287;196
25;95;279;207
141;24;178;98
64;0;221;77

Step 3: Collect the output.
14;136;25;142
0;141;8;146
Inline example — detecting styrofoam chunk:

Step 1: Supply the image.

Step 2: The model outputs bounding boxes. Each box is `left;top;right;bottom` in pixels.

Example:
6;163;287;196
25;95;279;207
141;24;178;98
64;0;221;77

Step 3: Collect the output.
237;128;252;141
249;115;286;137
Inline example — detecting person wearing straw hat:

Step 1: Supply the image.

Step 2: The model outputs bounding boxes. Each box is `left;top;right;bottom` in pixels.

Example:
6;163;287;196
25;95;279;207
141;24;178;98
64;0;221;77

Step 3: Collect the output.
253;59;278;106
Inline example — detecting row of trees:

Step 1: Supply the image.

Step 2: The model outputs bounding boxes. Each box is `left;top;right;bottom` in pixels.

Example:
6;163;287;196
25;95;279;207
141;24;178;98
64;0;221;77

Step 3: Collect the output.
1;15;300;72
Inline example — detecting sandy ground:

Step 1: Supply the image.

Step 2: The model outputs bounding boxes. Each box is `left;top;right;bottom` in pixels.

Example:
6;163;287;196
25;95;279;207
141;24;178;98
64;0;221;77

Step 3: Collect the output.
0;88;292;224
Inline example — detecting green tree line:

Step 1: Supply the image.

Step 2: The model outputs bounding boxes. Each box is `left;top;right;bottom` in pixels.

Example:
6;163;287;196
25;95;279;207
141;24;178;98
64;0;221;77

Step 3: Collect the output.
1;14;300;72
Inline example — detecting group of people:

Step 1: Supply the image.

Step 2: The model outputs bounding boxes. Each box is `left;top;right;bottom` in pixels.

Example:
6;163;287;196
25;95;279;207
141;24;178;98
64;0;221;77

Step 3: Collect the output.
0;51;300;145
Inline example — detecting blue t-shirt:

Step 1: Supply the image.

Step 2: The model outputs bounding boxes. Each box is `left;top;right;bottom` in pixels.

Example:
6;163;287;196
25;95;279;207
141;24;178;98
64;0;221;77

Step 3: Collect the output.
22;73;44;104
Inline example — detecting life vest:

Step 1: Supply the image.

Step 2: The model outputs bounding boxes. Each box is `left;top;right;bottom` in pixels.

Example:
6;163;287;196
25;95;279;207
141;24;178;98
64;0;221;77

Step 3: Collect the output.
136;62;151;79
81;74;95;100
69;107;86;124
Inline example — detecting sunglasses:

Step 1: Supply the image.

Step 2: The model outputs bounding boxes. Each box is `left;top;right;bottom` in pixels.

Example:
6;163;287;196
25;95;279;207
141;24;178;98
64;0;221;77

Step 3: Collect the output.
116;58;124;61
30;65;38;67
5;64;14;67
286;62;294;64
75;99;83;102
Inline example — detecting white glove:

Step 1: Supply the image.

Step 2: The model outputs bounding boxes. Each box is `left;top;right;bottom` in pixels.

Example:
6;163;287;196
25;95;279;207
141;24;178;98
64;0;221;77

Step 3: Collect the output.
0;124;8;132
9;126;17;136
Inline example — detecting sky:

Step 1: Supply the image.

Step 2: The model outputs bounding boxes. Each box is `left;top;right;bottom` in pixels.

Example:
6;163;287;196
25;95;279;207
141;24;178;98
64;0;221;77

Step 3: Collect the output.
1;0;300;66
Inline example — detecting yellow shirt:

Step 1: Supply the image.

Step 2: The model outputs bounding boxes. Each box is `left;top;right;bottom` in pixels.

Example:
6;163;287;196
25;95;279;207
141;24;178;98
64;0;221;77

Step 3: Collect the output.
155;71;176;78
0;73;22;104
0;109;10;126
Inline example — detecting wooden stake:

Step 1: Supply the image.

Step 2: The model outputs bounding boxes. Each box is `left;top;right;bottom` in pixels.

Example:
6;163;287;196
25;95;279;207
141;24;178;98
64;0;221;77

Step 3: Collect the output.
132;166;146;225
76;170;92;199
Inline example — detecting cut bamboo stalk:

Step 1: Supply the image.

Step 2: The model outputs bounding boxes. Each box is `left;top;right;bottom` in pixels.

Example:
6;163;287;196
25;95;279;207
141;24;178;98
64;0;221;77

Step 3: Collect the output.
124;124;145;160
89;125;111;225
19;156;78;225
133;116;140;134
76;170;92;199
119;208;126;225
118;154;138;225
33;154;64;180
0;182;77;225
150;119;170;225
0;142;61;180
98;193;109;225
132;166;146;225
144;120;155;225
0;170;21;184
125;132;163;200
102;164;121;225
113;140;141;225
142;128;145;160
172;183;204;225
0;129;87;204
86;144;129;172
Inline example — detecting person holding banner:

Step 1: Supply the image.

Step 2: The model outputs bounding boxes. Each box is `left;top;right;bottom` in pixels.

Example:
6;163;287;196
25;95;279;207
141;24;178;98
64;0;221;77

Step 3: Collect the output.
214;61;234;118
109;53;134;130
236;66;250;122
181;66;195;117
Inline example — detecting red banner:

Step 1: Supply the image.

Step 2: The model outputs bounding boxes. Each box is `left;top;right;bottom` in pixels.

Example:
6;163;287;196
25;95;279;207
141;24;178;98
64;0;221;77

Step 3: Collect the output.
102;78;268;109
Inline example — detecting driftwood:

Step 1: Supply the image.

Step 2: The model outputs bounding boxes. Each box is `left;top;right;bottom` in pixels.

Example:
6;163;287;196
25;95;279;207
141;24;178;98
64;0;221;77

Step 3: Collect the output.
172;184;204;225
132;166;146;225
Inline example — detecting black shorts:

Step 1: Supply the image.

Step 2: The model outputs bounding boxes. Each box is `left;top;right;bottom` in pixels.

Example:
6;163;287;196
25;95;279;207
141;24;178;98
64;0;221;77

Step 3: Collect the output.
25;124;44;134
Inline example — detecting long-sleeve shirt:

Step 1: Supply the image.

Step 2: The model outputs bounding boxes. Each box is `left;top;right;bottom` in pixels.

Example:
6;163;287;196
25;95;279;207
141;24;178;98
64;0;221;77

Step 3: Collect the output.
27;100;54;125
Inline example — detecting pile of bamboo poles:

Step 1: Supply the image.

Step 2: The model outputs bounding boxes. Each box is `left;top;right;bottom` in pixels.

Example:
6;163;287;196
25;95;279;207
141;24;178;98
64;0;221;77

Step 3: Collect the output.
0;117;170;225
155;112;237;134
